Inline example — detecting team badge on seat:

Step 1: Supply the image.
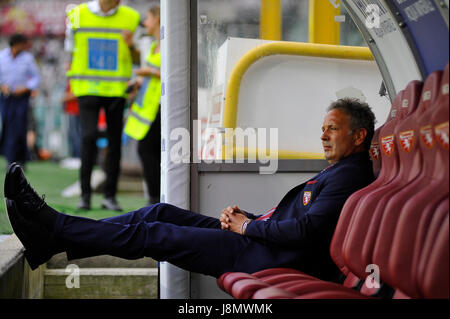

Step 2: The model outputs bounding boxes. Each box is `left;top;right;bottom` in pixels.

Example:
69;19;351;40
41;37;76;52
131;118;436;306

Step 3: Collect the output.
420;125;434;149
303;191;312;206
399;130;414;153
369;142;380;160
381;135;395;156
435;121;449;150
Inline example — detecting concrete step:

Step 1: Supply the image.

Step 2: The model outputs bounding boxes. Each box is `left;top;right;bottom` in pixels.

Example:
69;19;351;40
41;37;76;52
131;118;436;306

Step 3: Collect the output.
44;267;158;299
46;253;158;269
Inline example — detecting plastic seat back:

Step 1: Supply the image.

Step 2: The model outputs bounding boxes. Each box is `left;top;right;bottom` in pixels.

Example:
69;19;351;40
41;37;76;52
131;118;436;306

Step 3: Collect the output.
386;68;447;297
329;91;403;276
370;128;382;177
362;81;426;288
376;64;448;297
370;96;403;177
419;65;449;298
342;81;422;281
419;201;449;298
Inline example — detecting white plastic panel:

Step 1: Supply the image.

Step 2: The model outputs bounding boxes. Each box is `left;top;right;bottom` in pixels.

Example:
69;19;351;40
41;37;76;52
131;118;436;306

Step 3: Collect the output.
237;54;389;153
206;38;390;156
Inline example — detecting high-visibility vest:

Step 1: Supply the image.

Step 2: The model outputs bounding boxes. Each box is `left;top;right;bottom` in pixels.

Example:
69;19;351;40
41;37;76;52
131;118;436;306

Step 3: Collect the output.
66;3;140;97
124;41;161;140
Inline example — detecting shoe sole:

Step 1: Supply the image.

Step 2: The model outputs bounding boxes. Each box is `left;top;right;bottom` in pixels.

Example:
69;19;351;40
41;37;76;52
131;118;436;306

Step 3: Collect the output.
4;162;19;199
4;198;52;270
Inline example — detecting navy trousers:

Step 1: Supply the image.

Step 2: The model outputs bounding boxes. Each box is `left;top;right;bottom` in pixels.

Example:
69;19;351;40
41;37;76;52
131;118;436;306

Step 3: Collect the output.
0;93;29;165
77;96;125;198
54;203;251;278
137;111;161;202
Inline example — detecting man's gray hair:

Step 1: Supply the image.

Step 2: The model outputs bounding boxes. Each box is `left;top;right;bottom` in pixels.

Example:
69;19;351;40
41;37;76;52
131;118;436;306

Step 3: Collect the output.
327;98;376;151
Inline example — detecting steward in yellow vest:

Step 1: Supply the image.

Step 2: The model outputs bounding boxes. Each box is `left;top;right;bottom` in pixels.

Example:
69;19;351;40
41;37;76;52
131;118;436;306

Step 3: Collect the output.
123;4;161;205
65;0;141;212
67;2;140;97
124;41;161;140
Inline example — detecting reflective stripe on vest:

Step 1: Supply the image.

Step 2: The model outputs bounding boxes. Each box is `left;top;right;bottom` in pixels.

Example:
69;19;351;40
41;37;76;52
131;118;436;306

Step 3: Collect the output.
129;110;153;126
69;75;131;81
67;4;140;97
124;42;161;140
73;27;124;34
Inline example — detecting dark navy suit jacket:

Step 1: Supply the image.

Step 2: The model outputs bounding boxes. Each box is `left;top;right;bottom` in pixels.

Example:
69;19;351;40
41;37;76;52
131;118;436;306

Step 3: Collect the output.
235;151;374;281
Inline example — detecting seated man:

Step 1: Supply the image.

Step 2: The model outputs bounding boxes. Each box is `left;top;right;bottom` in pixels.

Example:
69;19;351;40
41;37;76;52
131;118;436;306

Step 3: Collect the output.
4;98;375;281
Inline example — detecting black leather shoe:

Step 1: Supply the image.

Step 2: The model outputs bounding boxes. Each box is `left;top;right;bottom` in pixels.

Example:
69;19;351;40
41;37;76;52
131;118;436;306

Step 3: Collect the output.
4;162;46;216
5;198;56;270
101;197;122;211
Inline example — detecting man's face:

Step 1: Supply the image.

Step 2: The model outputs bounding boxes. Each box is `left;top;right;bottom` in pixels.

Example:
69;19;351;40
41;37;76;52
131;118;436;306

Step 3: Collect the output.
100;0;120;9
321;109;360;164
11;42;28;56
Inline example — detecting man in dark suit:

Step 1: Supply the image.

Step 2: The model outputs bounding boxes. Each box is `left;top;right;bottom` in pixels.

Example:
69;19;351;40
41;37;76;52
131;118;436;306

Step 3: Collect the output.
4;98;375;281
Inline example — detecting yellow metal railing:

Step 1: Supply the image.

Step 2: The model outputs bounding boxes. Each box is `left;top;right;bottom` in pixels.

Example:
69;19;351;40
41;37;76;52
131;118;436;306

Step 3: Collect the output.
221;41;373;160
234;148;325;160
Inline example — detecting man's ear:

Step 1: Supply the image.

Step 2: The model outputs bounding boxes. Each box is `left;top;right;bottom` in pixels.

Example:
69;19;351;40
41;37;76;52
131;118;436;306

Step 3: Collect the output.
353;128;368;147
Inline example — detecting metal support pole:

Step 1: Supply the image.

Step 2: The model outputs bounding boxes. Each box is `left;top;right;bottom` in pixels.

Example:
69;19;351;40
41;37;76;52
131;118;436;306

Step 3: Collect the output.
308;0;341;44
260;0;282;40
159;0;191;299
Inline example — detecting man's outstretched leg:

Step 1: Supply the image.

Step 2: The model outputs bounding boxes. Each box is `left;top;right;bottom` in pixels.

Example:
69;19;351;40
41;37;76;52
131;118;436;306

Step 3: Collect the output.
54;212;248;277
4;163;250;277
4;163;64;269
100;202;221;229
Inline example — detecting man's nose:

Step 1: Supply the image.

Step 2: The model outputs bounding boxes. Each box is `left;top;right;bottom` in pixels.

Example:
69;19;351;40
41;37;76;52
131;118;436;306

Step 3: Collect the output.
321;130;329;141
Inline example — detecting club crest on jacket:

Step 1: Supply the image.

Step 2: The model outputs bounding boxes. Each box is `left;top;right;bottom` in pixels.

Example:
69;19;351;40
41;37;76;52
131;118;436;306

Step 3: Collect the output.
303;191;312;206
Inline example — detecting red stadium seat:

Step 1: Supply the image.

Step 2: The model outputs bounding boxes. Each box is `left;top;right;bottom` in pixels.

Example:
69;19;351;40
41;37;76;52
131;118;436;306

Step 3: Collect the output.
252;283;370;299
420;210;449;298
293;291;370;299
252;286;298;299
391;69;446;297
251;267;309;278
370;128;382;177
411;197;449;297
221;272;258;293
369;94;402;177
231;278;271;299
374;65;448;298
342;81;422;288
230;273;322;298
279;280;372;297
217;268;316;295
329;91;403;280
